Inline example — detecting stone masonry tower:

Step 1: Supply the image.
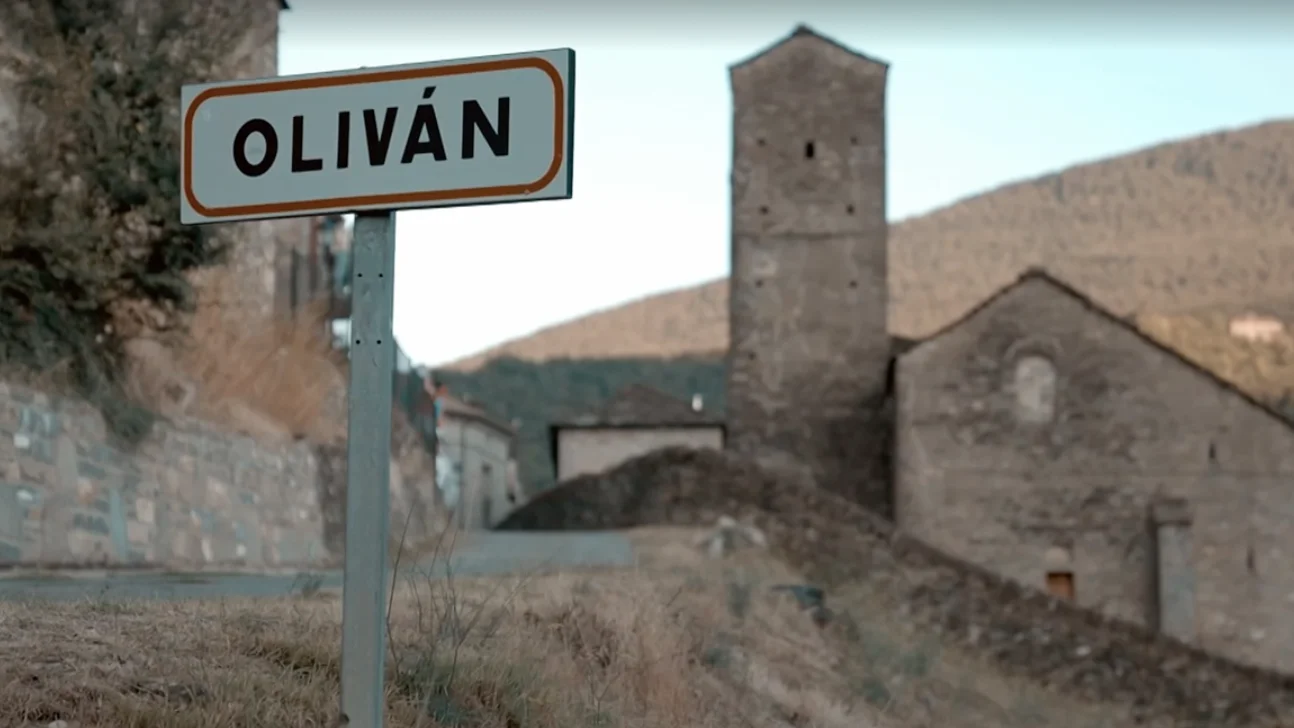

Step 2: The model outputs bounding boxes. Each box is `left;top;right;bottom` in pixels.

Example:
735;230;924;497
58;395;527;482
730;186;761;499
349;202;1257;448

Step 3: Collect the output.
726;26;892;512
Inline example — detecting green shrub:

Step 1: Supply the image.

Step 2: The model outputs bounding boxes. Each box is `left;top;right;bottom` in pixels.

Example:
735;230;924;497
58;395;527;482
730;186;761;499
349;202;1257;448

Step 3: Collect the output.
0;0;268;442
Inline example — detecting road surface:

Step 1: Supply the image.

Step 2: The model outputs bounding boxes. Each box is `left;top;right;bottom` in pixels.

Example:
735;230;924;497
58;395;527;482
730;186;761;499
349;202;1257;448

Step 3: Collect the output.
0;532;634;602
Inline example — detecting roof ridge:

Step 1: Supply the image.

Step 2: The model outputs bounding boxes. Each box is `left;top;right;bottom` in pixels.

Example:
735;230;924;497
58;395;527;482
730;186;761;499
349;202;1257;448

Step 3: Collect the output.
730;24;890;71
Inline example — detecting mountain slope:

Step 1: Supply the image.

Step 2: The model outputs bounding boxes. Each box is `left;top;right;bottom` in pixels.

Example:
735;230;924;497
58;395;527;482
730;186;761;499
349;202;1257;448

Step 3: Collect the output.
448;281;729;372
446;120;1294;371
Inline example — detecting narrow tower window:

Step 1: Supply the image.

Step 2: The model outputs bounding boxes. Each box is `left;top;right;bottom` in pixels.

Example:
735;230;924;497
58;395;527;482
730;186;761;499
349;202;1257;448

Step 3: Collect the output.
804;141;815;159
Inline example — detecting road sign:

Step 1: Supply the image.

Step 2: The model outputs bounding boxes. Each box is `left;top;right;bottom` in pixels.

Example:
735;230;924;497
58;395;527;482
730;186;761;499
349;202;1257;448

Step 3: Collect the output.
180;48;575;223
180;48;576;728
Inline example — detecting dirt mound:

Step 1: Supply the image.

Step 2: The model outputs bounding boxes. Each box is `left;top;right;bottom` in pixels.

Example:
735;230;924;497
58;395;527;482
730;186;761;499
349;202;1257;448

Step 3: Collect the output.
496;447;1294;727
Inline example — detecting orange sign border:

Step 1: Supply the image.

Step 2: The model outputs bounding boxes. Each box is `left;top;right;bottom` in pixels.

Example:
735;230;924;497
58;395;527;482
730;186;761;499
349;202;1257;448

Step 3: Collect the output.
183;56;567;219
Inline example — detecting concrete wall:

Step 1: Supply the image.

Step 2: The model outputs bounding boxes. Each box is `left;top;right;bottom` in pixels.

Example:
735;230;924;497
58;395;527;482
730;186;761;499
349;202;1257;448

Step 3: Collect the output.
894;275;1294;671
0;381;325;567
437;416;516;529
726;29;893;512
555;426;725;482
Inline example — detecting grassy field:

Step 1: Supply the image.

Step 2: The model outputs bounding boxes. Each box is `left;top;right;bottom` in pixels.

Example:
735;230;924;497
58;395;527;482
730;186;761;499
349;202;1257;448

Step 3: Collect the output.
0;527;1134;728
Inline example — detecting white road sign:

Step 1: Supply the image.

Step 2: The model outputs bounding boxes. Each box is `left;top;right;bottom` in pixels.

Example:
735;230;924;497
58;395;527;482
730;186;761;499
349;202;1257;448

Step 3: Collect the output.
180;48;575;223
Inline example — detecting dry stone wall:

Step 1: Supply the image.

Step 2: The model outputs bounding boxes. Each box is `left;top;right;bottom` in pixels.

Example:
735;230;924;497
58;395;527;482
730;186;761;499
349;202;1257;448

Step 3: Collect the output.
497;447;1294;728
0;381;327;568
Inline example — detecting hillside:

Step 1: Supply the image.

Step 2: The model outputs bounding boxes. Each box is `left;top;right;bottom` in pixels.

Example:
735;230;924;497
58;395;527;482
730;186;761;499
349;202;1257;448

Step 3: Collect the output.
448;281;729;371
446;120;1294;377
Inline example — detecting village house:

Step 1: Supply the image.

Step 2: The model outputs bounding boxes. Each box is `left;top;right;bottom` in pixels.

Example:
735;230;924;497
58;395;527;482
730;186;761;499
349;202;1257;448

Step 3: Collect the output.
550;385;724;482
432;389;524;529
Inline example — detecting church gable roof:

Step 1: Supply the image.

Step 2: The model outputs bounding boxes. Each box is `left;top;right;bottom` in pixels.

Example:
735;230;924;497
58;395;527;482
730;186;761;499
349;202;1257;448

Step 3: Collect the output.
902;267;1294;432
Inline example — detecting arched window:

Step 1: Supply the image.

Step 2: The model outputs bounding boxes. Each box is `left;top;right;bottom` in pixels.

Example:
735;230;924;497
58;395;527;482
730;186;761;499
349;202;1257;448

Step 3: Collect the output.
1013;355;1057;423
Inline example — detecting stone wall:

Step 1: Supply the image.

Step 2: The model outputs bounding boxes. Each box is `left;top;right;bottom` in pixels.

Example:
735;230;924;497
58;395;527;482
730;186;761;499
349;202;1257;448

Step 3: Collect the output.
726;27;894;513
497;447;1294;728
894;273;1294;672
0;381;325;568
313;408;445;557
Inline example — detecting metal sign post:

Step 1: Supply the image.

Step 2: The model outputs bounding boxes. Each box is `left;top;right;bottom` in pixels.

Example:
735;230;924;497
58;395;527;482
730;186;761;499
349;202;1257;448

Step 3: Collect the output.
339;210;396;727
180;48;575;728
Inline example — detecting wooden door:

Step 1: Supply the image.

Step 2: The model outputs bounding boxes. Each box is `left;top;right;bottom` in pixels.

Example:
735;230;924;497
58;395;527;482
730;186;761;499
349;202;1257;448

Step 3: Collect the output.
1046;571;1075;601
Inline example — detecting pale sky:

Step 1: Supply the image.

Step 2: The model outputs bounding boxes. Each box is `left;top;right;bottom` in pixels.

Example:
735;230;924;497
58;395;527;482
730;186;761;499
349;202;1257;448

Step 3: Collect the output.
278;2;1294;367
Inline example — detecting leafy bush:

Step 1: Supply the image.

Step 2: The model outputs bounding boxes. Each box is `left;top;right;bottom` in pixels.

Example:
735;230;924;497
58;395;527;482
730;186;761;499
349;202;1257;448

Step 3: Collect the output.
0;0;271;442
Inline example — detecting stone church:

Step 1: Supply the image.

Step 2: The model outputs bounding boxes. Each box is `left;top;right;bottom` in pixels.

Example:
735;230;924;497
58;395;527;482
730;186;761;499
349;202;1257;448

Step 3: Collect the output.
722;25;1294;672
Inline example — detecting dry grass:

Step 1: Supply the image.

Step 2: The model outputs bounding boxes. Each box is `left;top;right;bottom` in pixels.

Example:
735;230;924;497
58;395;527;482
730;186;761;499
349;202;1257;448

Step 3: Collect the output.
0;526;1133;728
175;277;347;443
446;120;1294;372
0;537;878;728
